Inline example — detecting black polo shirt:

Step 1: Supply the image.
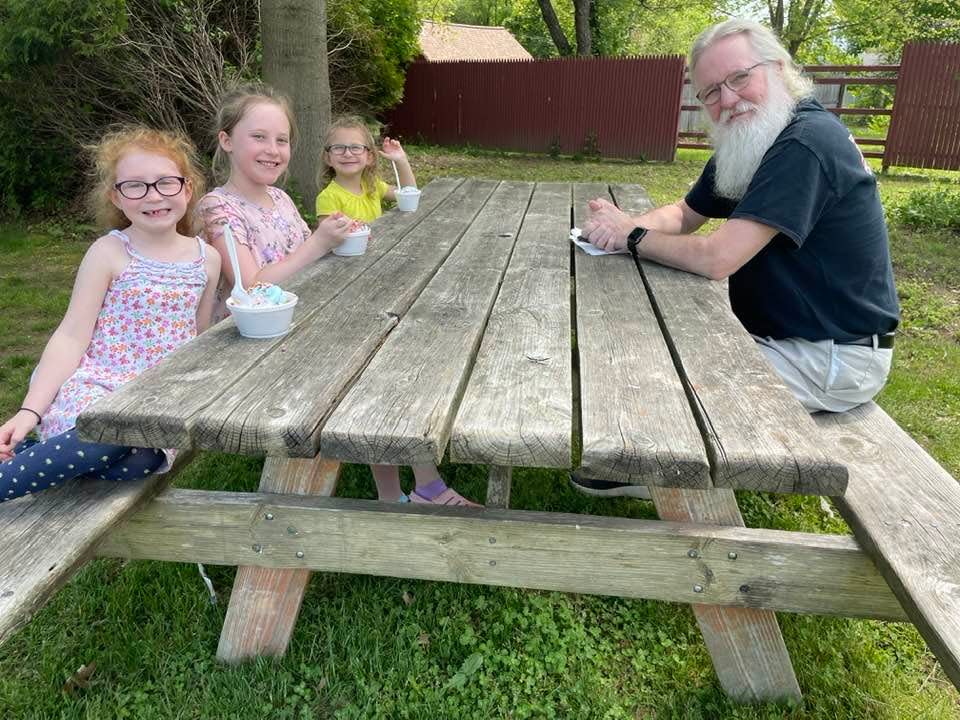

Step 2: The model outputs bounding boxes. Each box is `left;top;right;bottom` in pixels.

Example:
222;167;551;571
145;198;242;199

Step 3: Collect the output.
685;98;899;342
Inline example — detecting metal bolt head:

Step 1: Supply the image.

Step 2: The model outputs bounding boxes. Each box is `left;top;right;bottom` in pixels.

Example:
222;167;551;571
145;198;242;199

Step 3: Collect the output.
727;551;738;560
489;537;497;544
693;584;704;593
252;544;262;553
287;526;297;535
265;513;274;521
489;560;496;566
296;550;305;559
739;584;750;593
687;549;699;559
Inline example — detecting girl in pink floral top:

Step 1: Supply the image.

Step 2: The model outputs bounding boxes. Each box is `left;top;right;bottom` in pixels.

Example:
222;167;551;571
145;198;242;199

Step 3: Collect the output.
0;127;220;503
199;84;349;321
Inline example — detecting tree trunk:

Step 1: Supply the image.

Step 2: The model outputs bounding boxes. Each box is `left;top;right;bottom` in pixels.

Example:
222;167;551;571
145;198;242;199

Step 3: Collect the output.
573;0;592;56
536;0;573;56
261;0;330;204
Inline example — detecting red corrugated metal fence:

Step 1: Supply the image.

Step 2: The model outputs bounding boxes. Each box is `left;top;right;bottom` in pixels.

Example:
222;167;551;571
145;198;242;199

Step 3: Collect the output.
886;42;960;171
385;56;686;162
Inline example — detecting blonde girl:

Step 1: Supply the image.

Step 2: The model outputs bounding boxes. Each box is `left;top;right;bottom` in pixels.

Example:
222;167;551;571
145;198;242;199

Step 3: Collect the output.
314;115;416;223
315;116;479;507
198;83;349;320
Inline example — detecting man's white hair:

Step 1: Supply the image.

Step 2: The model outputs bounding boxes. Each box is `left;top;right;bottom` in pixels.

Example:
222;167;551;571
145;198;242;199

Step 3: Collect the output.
689;19;813;101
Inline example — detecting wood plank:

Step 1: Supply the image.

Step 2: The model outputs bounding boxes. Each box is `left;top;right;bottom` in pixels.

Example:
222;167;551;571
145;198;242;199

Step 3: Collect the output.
610;184;848;496
96;488;907;621
216;454;341;663
572;184;710;487
651;486;801;701
188;178;500;456
600;183;800;700
816;402;960;688
0;453;193;646
450;182;572;468
485;466;512;509
76;178;465;452
321;181;535;465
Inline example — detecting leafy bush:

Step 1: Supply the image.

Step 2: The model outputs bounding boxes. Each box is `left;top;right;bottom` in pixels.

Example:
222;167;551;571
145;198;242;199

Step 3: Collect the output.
0;0;419;215
329;0;419;115
891;187;960;232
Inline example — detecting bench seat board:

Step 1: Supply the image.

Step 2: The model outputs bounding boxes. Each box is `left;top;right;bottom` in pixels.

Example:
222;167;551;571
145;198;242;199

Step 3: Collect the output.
0;453;191;645
815;402;960;687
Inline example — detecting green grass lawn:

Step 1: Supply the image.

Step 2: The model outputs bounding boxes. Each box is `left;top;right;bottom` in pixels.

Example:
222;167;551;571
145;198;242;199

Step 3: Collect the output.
1;148;958;719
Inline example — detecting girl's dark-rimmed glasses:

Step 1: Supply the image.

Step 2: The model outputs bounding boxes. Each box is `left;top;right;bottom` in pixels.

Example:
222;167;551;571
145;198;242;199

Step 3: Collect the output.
114;176;187;200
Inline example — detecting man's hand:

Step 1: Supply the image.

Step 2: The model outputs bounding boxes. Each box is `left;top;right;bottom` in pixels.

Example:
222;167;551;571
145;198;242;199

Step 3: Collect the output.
581;198;635;252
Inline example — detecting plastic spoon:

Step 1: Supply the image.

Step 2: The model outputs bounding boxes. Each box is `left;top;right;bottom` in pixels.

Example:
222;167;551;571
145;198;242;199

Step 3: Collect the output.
223;224;252;305
392;160;402;190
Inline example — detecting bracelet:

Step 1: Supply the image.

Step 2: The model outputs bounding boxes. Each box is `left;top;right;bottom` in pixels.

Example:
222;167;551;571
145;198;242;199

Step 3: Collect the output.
19;407;42;424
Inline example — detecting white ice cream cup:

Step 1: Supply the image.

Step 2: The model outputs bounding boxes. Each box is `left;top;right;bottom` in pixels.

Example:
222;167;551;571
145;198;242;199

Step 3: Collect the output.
396;186;421;212
226;291;299;339
333;226;370;256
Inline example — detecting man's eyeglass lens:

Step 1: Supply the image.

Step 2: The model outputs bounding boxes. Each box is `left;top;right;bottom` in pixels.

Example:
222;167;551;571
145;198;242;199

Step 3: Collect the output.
115;176;186;200
327;144;369;155
698;63;765;105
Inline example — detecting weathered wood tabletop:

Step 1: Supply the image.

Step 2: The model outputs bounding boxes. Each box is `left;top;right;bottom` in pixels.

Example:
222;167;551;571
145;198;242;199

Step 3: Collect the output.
79;177;847;497
69;178;868;701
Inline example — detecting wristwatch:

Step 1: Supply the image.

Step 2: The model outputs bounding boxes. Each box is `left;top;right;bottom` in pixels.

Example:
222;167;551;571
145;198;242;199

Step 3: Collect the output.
626;226;648;254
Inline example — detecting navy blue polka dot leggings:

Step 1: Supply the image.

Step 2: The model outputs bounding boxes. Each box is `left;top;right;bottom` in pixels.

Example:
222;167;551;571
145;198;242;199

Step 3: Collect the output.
0;428;165;503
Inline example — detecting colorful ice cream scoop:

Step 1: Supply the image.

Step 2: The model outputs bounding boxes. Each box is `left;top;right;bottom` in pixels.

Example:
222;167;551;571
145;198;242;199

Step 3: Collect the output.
245;282;286;306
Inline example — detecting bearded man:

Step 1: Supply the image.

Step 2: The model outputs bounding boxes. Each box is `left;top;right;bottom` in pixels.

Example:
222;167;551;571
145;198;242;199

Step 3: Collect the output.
575;19;899;498
582;18;898;414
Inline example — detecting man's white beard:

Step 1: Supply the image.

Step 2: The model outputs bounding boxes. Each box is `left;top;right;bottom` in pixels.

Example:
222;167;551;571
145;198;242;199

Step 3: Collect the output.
709;77;797;201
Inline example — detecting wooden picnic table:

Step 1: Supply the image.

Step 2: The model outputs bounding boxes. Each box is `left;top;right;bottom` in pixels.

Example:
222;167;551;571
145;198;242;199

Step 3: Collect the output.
75;178;911;702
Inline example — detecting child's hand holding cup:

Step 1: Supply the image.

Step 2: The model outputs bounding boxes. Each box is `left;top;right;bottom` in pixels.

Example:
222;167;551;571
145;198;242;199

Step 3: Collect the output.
312;211;350;255
334;219;371;257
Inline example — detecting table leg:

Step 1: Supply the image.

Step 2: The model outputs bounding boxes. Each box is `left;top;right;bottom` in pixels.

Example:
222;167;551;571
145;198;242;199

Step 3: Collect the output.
486;466;512;509
216;455;341;663
649;486;802;702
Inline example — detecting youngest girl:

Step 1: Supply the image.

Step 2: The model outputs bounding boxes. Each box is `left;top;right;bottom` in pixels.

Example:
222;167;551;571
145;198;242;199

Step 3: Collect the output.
314;114;416;221
0;127;220;502
315;116;481;508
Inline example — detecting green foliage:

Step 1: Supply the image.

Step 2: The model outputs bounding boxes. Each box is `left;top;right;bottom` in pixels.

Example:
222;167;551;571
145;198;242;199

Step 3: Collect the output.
0;104;75;214
329;0;420;114
504;0;575;58
627;1;719;57
890;186;960;232
834;0;960;57
2;153;960;716
0;0;127;212
0;0;126;67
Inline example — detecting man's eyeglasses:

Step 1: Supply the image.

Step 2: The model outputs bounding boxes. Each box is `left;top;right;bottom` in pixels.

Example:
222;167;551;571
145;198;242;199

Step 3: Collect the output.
326;143;370;156
696;62;768;106
114;176;186;200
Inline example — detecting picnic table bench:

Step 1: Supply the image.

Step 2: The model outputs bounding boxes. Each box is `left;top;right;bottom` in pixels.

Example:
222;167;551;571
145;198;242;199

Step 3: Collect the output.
2;178;958;703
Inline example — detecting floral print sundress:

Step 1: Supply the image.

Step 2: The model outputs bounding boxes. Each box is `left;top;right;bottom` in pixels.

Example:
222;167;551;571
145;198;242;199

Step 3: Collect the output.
39;230;208;464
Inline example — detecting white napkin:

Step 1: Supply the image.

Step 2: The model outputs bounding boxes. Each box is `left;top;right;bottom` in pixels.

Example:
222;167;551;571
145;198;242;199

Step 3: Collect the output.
569;227;628;256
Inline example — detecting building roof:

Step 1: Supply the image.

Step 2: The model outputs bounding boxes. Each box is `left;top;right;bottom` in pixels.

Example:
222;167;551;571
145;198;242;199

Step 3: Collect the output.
419;21;533;62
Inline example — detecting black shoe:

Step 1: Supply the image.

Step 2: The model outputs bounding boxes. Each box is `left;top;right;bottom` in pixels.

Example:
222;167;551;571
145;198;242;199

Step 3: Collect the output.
569;472;652;499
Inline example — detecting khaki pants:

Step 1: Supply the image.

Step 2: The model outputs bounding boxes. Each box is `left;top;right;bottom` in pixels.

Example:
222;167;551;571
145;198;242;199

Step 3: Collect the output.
752;335;893;414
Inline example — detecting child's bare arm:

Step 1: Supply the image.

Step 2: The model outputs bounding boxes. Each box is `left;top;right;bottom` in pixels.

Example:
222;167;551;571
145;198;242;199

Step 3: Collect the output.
0;237;118;457
196;247;222;333
380;137;416;200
